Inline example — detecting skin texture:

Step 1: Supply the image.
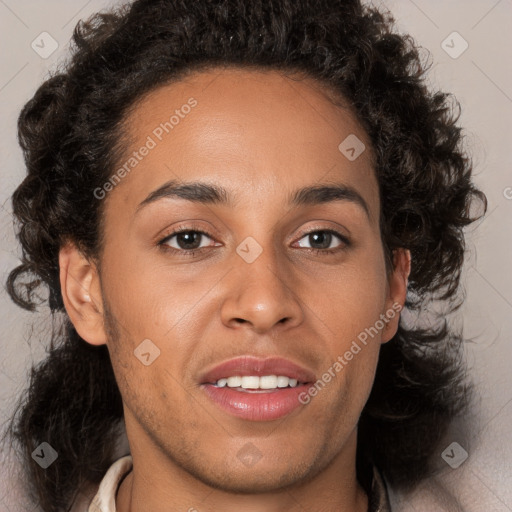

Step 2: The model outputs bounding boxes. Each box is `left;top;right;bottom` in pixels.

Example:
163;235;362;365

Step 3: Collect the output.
59;68;410;512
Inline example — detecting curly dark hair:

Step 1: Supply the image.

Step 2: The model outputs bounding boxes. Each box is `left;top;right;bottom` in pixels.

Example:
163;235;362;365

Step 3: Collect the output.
3;0;487;510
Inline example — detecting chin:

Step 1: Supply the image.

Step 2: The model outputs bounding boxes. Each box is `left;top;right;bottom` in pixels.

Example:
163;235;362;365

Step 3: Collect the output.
186;459;315;494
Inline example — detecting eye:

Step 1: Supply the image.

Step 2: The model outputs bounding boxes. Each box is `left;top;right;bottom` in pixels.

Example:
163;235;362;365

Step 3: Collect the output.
294;229;350;254
159;229;217;252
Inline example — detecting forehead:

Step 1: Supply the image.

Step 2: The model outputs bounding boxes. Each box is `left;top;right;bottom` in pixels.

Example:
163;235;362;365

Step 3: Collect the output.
109;67;379;222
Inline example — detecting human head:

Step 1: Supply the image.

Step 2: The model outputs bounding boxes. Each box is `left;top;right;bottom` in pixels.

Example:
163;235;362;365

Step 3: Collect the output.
5;0;486;510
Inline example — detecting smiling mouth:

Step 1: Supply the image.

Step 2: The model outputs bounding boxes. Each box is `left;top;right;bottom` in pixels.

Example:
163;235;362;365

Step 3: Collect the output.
198;355;316;420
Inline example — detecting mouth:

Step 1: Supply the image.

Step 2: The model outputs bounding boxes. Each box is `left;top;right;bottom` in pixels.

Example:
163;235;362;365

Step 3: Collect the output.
198;356;315;421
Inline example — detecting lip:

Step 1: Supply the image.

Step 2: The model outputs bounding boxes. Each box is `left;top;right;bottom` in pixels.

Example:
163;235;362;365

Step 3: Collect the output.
198;356;316;422
198;355;317;384
201;383;311;421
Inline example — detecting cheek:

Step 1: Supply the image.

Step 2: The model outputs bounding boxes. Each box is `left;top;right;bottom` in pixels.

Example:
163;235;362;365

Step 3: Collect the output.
101;244;214;339
310;255;388;341
305;250;387;406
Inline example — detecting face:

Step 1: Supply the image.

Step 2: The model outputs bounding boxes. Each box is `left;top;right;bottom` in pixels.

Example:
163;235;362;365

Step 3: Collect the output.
61;67;409;495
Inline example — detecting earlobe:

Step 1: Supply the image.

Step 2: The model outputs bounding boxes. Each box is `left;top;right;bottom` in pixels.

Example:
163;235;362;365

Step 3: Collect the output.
381;248;411;344
59;242;107;346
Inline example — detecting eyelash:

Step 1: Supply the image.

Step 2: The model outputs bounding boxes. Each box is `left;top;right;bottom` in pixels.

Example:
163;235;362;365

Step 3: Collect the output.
157;225;351;258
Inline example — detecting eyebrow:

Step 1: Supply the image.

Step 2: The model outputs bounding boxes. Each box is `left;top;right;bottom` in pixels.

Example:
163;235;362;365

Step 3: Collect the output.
135;179;370;219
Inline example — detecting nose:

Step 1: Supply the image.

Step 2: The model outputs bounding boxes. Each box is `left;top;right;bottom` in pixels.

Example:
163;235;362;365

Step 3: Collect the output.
220;243;305;334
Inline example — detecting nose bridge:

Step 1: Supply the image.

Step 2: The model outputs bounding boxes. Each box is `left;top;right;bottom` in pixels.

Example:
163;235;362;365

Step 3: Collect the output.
220;233;304;332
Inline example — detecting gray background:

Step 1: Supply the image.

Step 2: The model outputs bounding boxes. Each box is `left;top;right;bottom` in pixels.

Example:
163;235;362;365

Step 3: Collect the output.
0;0;511;510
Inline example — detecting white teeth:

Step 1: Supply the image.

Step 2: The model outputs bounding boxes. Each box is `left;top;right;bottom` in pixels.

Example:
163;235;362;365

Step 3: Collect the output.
241;376;260;389
216;378;228;387
260;375;278;389
277;376;290;388
227;376;242;387
214;375;301;389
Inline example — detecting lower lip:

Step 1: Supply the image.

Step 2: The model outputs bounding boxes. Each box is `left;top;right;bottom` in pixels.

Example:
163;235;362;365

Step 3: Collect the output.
201;384;310;421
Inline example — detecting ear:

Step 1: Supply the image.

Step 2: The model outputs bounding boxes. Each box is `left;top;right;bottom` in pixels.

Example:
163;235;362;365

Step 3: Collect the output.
59;241;107;346
381;248;411;344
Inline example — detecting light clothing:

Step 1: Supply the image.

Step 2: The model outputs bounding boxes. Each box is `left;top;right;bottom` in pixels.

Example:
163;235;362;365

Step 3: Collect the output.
87;455;133;512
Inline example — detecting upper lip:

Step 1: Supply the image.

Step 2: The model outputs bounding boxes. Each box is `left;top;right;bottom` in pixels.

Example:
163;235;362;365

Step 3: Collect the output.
199;356;317;384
